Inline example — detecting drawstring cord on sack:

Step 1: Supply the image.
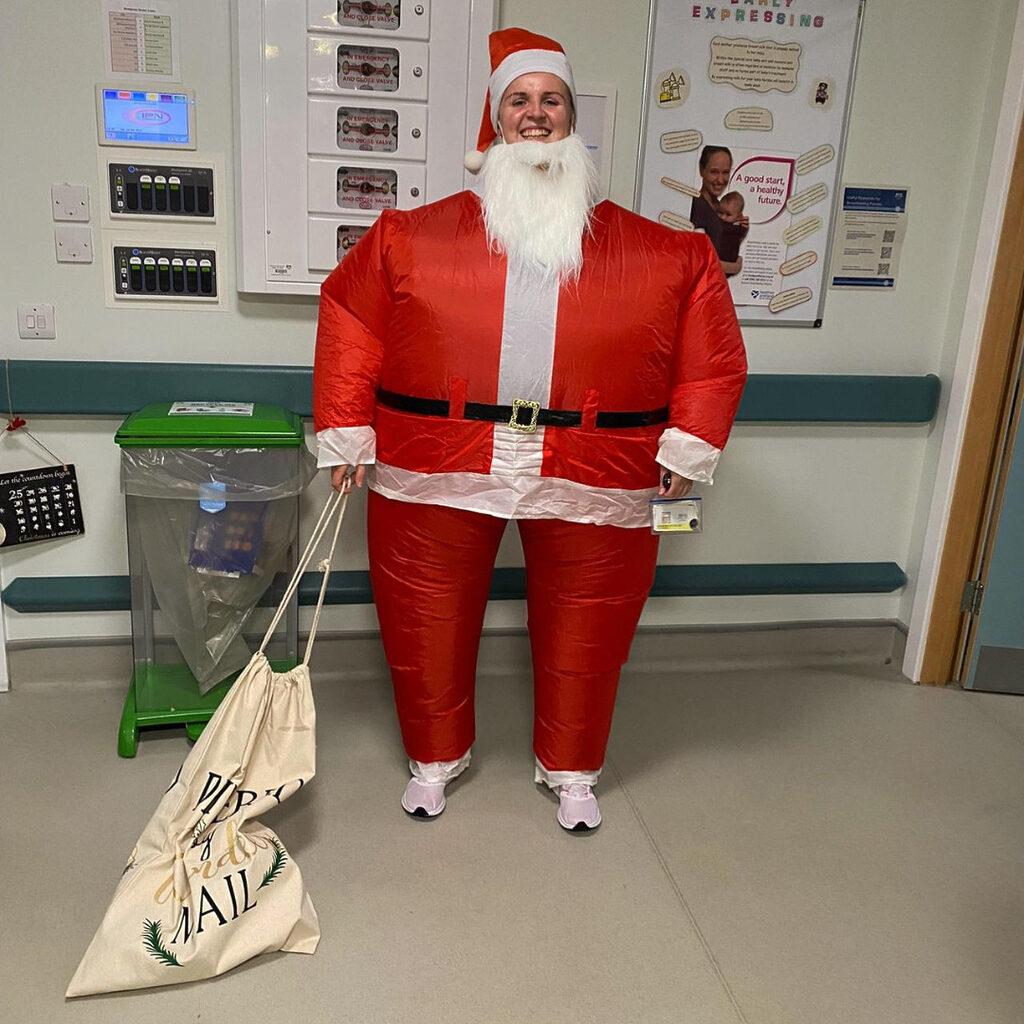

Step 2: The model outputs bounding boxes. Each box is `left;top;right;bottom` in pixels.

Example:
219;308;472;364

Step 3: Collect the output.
257;482;351;661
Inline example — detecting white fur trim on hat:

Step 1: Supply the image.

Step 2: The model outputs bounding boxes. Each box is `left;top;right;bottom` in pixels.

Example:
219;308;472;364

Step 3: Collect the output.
488;49;576;130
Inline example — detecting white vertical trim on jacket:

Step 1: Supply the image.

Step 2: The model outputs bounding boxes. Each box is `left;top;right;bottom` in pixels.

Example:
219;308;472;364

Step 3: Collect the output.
491;263;560;476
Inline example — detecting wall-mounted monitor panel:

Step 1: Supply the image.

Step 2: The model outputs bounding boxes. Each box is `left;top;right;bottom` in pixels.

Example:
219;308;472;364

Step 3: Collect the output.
96;86;197;149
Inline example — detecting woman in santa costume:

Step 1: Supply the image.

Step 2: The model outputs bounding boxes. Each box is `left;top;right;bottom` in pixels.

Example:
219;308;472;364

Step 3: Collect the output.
313;28;746;832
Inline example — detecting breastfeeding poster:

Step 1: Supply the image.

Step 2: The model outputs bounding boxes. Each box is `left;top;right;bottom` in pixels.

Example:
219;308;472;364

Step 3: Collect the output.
636;0;864;325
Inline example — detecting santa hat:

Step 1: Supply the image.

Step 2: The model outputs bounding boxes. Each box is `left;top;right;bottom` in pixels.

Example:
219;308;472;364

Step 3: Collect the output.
464;27;577;173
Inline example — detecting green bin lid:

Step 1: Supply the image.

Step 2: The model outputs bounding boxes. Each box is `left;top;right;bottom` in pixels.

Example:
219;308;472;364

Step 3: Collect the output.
115;402;305;448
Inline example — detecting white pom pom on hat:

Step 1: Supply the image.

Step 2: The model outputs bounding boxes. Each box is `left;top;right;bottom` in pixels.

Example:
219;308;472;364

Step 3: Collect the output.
463;148;487;173
463;27;576;174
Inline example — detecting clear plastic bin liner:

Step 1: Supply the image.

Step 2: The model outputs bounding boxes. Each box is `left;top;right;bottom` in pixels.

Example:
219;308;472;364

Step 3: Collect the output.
121;446;316;501
122;445;313;695
132;494;297;693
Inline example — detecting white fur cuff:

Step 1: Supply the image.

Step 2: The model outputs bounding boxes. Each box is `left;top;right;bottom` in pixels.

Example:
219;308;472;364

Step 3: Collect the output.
534;760;602;789
656;428;721;484
315;425;376;468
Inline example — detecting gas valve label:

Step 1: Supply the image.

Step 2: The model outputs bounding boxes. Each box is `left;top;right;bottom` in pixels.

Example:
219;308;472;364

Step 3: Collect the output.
337;224;371;261
338;0;401;32
337;45;399;92
336;166;397;211
336;106;399;153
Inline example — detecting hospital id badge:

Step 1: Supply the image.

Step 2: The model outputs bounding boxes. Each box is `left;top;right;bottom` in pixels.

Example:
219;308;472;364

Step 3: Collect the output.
650;496;702;534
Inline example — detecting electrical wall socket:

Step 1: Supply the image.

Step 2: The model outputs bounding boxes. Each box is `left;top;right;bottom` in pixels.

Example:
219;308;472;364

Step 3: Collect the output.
51;184;90;221
17;304;56;339
55;225;93;263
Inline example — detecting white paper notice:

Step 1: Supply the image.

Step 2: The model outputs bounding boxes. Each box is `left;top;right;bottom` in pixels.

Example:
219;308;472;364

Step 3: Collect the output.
830;186;908;289
103;1;180;80
169;402;254;416
575;90;615;198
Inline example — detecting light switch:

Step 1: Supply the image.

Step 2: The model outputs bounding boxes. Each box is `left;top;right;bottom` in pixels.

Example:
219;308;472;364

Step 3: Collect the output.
17;304;56;339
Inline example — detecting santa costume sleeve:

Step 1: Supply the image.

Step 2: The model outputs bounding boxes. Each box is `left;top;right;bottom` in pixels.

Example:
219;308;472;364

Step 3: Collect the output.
313;213;393;469
656;235;747;484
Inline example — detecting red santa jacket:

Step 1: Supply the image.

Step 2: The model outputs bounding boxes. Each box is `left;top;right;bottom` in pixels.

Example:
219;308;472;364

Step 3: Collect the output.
313;191;746;527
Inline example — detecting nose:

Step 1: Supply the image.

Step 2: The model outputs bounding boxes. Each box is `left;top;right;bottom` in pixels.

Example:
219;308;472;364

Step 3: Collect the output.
524;99;547;120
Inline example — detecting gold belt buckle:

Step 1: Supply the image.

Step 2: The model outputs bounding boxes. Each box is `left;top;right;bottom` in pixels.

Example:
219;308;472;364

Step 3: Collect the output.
509;398;541;433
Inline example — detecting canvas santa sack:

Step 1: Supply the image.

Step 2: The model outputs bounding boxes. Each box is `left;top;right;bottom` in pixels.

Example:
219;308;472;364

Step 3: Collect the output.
67;490;349;997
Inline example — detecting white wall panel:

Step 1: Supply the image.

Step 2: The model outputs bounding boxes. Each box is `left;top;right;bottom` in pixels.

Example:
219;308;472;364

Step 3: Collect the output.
0;0;1019;655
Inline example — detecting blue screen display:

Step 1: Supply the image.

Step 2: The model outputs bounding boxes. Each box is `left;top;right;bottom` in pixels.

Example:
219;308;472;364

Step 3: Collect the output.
102;90;191;145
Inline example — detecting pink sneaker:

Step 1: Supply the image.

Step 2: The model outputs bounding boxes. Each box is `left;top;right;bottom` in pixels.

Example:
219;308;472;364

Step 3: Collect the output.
556;783;601;833
401;778;446;819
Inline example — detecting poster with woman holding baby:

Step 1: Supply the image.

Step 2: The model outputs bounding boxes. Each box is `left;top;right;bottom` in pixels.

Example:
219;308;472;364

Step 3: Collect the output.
689;144;797;308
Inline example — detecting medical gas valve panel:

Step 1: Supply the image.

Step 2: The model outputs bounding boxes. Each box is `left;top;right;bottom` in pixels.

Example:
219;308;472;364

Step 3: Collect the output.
233;0;495;295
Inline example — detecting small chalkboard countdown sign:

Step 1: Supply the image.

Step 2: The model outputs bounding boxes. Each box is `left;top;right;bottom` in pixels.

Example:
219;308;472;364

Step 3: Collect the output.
0;464;84;547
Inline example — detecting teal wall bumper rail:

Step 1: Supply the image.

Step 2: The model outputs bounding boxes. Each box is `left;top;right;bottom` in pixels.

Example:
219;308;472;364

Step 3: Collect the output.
5;360;941;423
1;360;922;612
2;562;907;614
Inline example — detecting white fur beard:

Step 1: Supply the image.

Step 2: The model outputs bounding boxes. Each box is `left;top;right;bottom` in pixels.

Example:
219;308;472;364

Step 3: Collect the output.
480;133;599;283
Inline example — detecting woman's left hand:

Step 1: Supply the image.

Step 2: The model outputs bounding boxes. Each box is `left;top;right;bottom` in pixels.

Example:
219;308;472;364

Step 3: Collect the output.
658;468;693;498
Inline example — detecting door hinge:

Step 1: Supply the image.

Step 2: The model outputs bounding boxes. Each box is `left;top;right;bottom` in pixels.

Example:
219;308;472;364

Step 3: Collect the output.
961;580;984;615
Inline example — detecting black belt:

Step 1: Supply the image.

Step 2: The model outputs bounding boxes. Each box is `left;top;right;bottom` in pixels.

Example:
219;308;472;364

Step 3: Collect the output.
377;389;668;433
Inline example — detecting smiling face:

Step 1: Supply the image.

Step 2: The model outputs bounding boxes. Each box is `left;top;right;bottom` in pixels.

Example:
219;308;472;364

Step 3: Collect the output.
700;150;733;198
496;72;573;144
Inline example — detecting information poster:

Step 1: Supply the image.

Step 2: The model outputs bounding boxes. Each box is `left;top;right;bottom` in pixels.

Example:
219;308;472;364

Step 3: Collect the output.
636;0;865;325
830;185;907;288
103;0;181;81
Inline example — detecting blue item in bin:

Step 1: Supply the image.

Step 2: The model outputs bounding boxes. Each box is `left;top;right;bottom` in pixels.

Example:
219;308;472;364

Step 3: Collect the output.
198;480;228;512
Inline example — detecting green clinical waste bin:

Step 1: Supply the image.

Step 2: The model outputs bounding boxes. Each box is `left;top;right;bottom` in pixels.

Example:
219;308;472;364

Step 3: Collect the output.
114;402;316;756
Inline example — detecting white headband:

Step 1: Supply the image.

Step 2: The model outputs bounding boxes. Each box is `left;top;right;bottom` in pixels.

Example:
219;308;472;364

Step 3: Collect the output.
488;48;577;131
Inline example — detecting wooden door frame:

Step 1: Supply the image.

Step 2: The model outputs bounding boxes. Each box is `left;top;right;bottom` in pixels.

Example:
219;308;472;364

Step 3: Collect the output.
912;111;1024;685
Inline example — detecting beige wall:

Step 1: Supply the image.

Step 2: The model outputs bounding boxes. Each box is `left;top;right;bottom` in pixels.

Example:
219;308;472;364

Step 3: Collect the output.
0;0;1019;644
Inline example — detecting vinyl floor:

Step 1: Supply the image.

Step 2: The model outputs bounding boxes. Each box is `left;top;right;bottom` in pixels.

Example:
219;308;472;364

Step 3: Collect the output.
3;627;1023;1024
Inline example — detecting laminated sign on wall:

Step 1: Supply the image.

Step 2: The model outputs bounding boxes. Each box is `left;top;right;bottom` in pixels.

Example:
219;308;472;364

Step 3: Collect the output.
636;0;865;325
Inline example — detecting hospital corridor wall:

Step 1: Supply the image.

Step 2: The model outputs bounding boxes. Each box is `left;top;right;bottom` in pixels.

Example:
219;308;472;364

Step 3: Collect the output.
0;0;1019;678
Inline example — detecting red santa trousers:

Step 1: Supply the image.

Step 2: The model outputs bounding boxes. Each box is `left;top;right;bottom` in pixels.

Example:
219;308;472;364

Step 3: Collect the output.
367;490;660;772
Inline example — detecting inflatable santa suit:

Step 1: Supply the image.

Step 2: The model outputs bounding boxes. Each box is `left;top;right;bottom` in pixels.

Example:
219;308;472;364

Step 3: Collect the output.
313;28;746;831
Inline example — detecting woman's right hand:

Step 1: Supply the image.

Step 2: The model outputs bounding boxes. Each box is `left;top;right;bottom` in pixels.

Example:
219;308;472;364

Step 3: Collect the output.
331;464;366;491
